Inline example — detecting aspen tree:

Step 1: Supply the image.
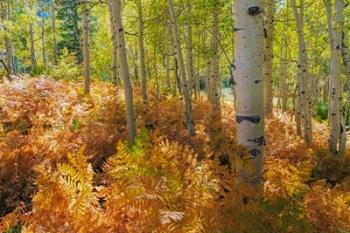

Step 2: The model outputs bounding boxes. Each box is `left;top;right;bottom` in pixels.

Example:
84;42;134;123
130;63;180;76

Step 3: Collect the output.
41;20;48;68
185;0;194;98
29;23;37;68
328;0;346;157
263;0;275;115
234;0;265;186
291;0;312;145
109;0;119;85
167;0;195;135
82;2;90;94
51;0;57;64
112;0;137;144
210;4;221;115
136;0;147;106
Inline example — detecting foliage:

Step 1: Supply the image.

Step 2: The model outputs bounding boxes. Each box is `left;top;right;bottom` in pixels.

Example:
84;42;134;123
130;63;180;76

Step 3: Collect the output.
49;48;81;81
0;78;349;233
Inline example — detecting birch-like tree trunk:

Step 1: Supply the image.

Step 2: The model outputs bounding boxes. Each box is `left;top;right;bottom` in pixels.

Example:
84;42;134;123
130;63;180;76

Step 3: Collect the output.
29;23;37;68
185;0;194;98
291;0;312;145
109;1;119;85
341;33;350;107
328;0;346;157
51;0;57;64
210;6;221;115
82;3;90;94
136;0;147;106
168;0;195;135
234;0;265;186
41;21;48;69
263;0;275;115
112;0;137;144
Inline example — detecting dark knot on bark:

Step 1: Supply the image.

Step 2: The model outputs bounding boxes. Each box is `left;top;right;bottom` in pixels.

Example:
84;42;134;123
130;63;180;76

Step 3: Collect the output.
248;6;262;16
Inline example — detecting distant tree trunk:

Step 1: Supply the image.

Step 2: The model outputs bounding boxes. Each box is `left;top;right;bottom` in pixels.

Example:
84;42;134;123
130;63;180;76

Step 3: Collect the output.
324;0;333;123
168;0;195;135
291;0;312;145
29;23;37;69
279;7;288;111
341;32;350;106
109;1;119;85
210;6;221;116
112;0;137;144
185;0;194;98
136;0;147;106
82;3;90;94
206;61;211;98
3;1;14;76
328;0;346;157
41;21;48;69
234;0;265;187
263;0;275;115
51;0;57;64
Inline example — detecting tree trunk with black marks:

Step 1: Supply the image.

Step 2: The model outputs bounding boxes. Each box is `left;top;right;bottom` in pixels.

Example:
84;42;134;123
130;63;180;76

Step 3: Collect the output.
234;0;265;187
51;0;57;65
328;0;346;157
185;0;194;98
291;0;312;145
168;0;195;135
112;0;137;144
136;0;147;106
263;0;275;115
29;23;37;69
210;6;221;116
41;21;48;69
82;3;90;94
109;0;119;85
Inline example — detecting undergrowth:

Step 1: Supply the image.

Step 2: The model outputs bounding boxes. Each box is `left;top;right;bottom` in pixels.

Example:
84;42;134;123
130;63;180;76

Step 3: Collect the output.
0;78;349;233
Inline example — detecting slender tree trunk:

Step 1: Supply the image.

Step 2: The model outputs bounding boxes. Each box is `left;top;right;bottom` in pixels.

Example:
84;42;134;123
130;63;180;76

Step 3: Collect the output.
185;0;194;98
82;3;90;94
4;1;14;76
136;0;147;106
51;0;57;64
234;0;265;187
29;23;37;68
112;0;137;144
291;0;312;145
109;1;119;85
329;0;346;157
210;6;221;115
263;0;275;115
324;0;333;123
168;0;195;135
41;21;48;69
341;32;350;105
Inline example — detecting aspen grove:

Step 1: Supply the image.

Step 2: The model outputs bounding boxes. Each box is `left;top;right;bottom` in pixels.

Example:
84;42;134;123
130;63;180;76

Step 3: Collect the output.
0;0;350;232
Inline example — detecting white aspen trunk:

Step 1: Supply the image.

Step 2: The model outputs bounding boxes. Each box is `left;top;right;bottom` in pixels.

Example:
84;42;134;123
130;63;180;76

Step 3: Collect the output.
112;0;137;144
291;0;312;145
329;0;346;157
82;3;90;94
324;0;334;123
136;0;147;106
109;1;119;85
51;0;57;64
210;6;221;114
185;0;194;98
29;23;37;68
4;1;14;76
341;32;350;105
41;21;48;68
234;0;265;186
168;0;195;135
263;0;275;115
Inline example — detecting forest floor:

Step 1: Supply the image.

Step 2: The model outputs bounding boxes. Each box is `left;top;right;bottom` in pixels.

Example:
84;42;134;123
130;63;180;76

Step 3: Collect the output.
0;77;350;233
